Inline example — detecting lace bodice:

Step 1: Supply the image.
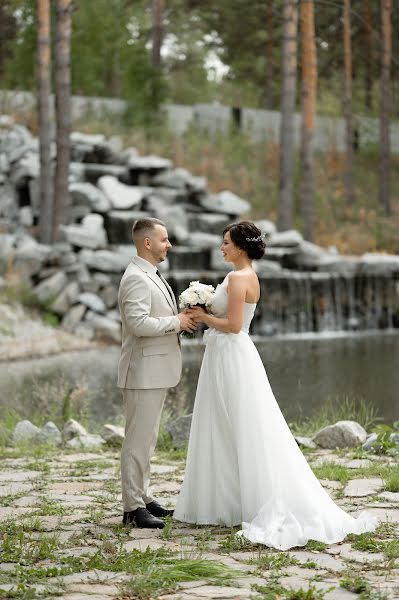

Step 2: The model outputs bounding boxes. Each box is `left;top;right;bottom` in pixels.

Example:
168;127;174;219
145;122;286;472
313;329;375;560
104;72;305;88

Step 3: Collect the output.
210;275;256;334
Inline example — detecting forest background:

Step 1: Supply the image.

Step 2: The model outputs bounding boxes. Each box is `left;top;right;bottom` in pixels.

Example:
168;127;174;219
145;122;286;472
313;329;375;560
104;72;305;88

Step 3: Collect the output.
1;0;398;254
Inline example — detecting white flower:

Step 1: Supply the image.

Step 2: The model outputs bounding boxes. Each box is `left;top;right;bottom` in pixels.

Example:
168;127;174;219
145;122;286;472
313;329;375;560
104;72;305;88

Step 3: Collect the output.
179;281;215;309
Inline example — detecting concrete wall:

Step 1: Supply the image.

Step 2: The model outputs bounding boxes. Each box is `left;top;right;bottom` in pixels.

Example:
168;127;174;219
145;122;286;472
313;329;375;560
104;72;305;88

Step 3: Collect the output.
1;89;398;153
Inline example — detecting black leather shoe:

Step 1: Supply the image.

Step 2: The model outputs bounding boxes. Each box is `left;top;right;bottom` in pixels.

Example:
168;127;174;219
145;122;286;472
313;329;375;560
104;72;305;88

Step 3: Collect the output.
146;500;174;518
123;507;165;528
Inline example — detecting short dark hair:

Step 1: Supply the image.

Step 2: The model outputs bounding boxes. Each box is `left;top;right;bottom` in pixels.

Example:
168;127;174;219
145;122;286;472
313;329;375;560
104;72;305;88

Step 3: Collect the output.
132;217;166;242
223;221;266;260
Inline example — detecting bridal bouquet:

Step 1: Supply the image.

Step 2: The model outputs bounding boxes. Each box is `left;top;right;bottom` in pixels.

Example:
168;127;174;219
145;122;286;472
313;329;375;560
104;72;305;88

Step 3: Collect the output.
179;280;215;338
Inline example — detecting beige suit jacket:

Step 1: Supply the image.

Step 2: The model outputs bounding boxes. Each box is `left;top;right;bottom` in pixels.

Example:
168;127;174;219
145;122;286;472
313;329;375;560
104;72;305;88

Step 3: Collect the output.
117;256;182;390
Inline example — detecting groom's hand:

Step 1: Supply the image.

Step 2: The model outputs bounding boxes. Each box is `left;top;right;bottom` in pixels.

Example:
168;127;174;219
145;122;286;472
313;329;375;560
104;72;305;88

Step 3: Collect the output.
178;312;197;333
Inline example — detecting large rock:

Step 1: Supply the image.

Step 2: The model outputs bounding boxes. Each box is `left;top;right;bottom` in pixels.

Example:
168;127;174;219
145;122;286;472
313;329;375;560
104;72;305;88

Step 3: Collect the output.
360;253;399;275
85;310;121;343
199;190;250;216
187;232;221;249
0;234;15;274
9;151;40;187
13;420;40;445
61;214;108;249
36;421;62;446
253;258;282;274
127;154;172;171
61;303;87;331
63;418;88;441
189;213;230;235
291;241;334;268
13;240;50;279
166;414;192;448
78;248;129;273
69;182;111;214
51;281;80;316
152;168;207;192
253;219;276;237
313;420;368;449
156;205;189;243
33;271;68;304
99;285;118;309
268;230;303;247
77;292;106;313
65;434;105;449
105;210;150;244
83;163;129;183
102;424;125;446
98;175;147;210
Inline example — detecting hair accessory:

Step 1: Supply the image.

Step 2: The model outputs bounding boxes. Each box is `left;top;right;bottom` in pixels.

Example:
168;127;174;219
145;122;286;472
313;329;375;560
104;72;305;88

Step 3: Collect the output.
246;232;268;242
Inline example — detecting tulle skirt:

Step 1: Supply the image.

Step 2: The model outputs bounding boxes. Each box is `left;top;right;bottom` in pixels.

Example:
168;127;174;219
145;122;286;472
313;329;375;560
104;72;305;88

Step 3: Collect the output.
173;328;378;550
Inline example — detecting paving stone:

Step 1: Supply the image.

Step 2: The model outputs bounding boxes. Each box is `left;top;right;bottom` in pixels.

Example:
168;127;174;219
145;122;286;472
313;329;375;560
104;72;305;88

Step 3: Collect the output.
379;491;399;503
12;494;41;507
184;585;252;598
337;542;385;564
344;478;385;497
344;459;372;469
0;481;34;496
0;506;32;519
48;481;104;494
123;538;178;552
0;470;41;482
65;583;120;596
359;507;399;522
289;550;345;572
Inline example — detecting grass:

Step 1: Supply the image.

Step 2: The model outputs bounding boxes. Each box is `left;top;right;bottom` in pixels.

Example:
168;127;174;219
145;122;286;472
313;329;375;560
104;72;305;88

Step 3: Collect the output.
340;571;391;600
249;551;298;572
86;546;238;599
303;540;328;552
290;396;381;437
347;522;399;563
311;462;351;485
252;582;332;600
219;529;261;553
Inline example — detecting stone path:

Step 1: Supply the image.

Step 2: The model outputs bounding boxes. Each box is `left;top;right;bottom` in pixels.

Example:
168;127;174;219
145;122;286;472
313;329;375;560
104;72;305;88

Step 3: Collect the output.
0;447;398;599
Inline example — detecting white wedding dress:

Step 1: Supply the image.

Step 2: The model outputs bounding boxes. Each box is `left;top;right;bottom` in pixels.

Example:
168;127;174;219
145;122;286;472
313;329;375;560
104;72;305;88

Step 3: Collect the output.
173;274;378;550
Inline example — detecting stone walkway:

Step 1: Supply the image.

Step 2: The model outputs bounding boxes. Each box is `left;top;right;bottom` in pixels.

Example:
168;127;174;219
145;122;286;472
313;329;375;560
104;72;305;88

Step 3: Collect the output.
0;447;398;599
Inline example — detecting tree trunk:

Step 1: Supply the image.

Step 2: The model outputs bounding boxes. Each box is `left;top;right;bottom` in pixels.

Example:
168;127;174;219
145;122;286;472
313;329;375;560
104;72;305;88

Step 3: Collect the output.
379;0;392;216
53;0;72;239
363;0;374;110
343;0;354;205
37;0;53;245
299;0;317;242
264;1;274;109
277;0;298;232
152;0;164;69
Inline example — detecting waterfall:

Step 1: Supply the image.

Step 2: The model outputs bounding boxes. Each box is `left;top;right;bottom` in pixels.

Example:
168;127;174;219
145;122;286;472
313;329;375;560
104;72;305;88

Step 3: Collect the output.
169;270;399;336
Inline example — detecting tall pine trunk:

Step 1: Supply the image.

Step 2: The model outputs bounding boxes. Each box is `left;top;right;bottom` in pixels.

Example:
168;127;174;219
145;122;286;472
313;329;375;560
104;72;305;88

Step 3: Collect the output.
37;0;53;244
343;0;354;204
379;0;392;216
264;1;274;109
53;0;72;239
363;0;374;110
278;0;298;232
152;0;164;69
299;0;317;241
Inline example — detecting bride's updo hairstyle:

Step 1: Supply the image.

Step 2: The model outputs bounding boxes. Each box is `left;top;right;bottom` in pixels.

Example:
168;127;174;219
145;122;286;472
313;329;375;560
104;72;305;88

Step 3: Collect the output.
223;221;266;260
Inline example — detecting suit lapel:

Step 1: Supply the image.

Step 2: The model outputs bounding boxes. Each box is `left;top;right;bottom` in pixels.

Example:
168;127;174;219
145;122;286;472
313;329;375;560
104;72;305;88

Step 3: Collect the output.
132;257;176;314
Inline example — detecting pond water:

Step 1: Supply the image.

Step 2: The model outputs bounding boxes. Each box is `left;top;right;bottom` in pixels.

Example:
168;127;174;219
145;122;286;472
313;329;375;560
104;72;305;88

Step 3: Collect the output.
0;332;398;429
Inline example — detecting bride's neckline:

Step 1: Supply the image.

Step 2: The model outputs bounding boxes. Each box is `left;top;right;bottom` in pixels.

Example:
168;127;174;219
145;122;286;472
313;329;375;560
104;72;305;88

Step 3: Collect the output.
218;283;257;306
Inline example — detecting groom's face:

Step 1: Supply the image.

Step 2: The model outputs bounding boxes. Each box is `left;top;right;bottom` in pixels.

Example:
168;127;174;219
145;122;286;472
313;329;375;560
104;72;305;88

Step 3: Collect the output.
148;224;172;263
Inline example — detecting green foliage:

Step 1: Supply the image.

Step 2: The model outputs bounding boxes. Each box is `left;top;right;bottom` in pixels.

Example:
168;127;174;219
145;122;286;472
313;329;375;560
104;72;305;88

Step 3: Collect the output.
219;529;260;552
252;581;331;600
86;546;237;599
311;462;351;485
290;395;381;437
250;551;298;571
303;540;328;552
370;421;399;456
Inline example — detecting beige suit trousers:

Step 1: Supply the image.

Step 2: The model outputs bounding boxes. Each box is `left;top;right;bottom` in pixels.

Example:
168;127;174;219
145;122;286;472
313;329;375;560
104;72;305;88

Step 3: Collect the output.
121;387;167;511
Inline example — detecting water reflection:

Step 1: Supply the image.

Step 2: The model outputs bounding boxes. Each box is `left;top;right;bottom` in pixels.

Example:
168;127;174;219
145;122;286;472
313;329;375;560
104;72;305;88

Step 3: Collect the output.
0;332;397;427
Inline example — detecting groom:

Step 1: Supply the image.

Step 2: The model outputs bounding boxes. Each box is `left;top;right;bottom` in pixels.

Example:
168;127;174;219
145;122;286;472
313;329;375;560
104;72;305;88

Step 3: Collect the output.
117;217;196;528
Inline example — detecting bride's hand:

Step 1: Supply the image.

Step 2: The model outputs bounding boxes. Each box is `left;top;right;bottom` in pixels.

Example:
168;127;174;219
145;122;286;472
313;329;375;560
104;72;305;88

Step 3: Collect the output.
187;306;208;323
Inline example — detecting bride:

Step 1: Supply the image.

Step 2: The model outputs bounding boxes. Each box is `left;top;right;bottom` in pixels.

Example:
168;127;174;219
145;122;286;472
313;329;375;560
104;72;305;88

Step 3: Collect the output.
173;221;377;551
